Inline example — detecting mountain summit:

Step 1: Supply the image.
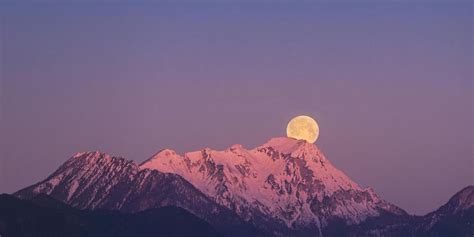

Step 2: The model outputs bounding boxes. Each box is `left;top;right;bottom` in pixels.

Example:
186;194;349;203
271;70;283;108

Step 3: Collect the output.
14;151;256;236
414;186;474;236
15;137;409;236
139;137;405;233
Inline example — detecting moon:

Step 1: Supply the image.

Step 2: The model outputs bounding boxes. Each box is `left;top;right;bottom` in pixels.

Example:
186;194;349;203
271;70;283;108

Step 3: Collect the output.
286;115;319;143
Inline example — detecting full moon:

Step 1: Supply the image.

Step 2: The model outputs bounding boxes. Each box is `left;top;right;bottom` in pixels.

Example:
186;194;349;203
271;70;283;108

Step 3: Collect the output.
286;115;319;143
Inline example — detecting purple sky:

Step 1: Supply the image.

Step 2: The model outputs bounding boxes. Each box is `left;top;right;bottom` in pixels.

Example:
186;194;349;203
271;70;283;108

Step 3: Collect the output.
1;1;472;215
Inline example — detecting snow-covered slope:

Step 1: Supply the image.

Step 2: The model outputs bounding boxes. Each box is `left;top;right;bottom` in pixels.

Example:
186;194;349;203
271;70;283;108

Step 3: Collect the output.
14;151;257;236
14;137;409;236
12;138;472;236
140;137;406;231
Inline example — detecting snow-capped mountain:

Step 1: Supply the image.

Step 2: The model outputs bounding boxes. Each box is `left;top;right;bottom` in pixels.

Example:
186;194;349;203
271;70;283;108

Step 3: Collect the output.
14;137;409;236
14;151;258;236
139;137;406;232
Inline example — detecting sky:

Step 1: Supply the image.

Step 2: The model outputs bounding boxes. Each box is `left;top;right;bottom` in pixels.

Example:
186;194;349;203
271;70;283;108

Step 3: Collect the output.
0;1;472;215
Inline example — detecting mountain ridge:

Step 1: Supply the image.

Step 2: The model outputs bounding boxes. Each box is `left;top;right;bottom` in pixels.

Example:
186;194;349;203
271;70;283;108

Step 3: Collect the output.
12;137;473;236
15;151;261;237
140;137;406;229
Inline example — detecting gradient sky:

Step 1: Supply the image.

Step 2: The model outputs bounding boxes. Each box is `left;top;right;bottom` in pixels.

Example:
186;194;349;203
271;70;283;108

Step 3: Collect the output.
1;1;472;215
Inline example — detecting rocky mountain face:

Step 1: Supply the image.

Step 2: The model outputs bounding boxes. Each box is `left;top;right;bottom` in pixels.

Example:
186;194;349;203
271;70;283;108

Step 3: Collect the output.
140;137;406;235
14;151;259;237
13;137;472;236
354;186;474;237
414;185;474;237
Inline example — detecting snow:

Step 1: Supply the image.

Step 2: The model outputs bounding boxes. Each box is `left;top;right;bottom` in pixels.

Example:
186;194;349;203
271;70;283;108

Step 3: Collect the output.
73;152;87;158
33;174;64;195
67;180;79;201
22;140;403;233
139;136;386;227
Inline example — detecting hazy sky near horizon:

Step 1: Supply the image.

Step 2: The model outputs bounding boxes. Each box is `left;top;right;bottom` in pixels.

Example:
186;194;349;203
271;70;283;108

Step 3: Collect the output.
1;1;472;215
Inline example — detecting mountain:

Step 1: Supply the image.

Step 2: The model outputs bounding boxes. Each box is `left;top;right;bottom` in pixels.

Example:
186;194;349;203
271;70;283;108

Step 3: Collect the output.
352;186;474;237
0;193;221;237
14;151;260;237
414;185;474;237
140;137;407;235
15;137;408;236
13;137;473;236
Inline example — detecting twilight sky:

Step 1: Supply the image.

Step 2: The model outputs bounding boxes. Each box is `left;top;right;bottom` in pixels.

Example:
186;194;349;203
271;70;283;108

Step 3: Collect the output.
0;1;472;215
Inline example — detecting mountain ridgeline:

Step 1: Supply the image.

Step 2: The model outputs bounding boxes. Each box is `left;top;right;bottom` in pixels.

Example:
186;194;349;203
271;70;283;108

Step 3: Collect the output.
11;137;474;237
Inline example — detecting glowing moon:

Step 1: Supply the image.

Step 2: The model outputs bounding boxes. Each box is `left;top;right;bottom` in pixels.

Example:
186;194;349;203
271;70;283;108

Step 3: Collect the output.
286;115;319;143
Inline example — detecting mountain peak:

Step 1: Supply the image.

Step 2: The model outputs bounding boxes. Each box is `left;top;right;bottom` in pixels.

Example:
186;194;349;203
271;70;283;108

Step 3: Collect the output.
72;151;114;162
137;136;402;228
256;137;326;165
13;138;471;236
228;144;244;151
426;185;474;217
140;149;182;173
73;151;102;158
14;137;414;236
153;149;179;157
262;136;306;147
260;137;318;153
443;185;474;213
